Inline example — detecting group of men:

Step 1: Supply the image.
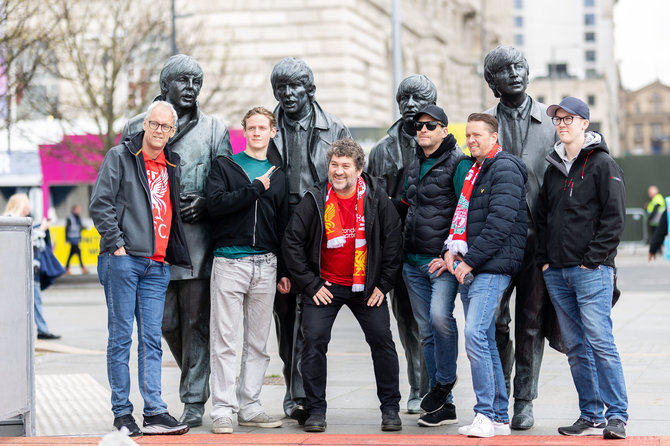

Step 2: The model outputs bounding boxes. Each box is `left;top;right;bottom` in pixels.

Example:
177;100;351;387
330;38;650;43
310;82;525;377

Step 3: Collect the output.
89;46;629;440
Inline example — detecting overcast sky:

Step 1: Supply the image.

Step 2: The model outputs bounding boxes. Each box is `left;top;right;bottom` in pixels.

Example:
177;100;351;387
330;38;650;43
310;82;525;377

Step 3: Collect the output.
614;0;670;90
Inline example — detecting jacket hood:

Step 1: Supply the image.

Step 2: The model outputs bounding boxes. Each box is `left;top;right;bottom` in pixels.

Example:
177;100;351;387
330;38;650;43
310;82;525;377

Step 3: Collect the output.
415;133;458;161
553;131;609;157
124;131;144;154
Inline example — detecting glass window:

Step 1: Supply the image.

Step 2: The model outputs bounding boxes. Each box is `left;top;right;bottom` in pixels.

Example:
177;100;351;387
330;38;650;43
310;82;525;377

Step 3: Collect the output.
585;32;595;42
584;13;595;25
537;96;545;104
585;50;596;62
584;0;595;7
585;68;598;78
515;16;523;27
515;34;524;46
514;0;523;8
587;95;596;106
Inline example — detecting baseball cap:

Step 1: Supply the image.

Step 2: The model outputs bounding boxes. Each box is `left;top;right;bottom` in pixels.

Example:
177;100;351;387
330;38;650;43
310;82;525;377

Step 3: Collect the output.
414;104;449;126
546;96;590;120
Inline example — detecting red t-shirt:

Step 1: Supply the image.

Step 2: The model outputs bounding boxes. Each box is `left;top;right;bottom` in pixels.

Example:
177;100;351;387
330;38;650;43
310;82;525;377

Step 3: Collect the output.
320;192;357;286
143;150;172;262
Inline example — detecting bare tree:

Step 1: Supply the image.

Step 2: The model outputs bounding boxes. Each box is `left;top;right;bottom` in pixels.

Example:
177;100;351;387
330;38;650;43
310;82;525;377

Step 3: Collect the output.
0;0;63;150
44;0;172;167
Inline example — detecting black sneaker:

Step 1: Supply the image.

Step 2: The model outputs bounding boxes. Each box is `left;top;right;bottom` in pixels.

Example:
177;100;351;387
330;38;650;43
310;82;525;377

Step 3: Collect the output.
143;412;189;435
603;418;626;439
290;404;310;425
303;413;327;432
113;414;142;437
558;418;606;436
420;378;457;413
417;403;458;427
381;410;402;431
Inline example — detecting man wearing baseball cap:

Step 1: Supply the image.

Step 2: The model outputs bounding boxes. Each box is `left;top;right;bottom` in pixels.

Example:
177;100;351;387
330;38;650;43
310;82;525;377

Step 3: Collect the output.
399;104;471;426
536;96;628;439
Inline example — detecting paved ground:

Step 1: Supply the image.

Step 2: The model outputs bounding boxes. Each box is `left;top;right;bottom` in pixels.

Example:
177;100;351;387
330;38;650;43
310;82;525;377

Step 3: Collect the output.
3;248;670;445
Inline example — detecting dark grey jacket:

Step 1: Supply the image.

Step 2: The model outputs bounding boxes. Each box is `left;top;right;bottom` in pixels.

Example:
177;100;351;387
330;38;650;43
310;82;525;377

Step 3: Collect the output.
122;102;232;279
366;119;419;200
485;97;556;224
268;101;350;194
90;132;191;268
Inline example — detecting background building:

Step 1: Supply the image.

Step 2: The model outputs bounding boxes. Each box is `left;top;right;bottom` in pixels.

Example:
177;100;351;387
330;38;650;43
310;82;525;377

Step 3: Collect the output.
620;80;670;155
513;0;621;155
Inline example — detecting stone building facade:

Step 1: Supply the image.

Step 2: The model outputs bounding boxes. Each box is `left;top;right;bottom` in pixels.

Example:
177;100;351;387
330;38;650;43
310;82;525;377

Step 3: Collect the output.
620;80;670;155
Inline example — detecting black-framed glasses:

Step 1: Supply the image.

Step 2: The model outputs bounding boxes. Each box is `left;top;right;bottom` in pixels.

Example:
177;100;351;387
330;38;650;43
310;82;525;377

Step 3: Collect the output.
414;121;442;131
147;121;174;132
552;116;576;126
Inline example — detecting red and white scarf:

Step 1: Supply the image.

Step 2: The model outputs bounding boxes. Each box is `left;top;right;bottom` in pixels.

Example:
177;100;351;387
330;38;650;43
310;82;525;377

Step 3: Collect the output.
324;176;367;291
445;144;503;255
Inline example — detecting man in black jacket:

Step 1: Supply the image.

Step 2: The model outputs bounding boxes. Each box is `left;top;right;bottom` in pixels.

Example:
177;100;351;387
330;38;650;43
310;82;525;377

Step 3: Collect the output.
205;107;288;434
283;138;402;433
400;104;469;427
443;113;528;438
537;97;628;440
90;101;190;437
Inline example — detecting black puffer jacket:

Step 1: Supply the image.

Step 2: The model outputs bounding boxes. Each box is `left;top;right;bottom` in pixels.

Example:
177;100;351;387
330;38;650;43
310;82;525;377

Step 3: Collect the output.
536;132;625;269
282;173;402;300
403;134;466;255
461;151;528;275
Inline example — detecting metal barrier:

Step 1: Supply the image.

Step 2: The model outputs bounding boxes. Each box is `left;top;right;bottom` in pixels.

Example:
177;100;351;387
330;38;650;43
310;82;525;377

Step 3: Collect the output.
621;208;647;245
0;217;35;436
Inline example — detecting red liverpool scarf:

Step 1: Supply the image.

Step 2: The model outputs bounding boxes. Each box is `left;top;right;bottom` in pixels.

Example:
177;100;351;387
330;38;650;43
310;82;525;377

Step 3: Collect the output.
324;176;367;292
445;144;503;255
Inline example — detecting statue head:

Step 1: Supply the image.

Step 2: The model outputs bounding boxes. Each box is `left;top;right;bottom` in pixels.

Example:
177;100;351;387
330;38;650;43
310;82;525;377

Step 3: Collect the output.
396;75;437;124
270;57;316;120
159;54;204;115
483;46;529;100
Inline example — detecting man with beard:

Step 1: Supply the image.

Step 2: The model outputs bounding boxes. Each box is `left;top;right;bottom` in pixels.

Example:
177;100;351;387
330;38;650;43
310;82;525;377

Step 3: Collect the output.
122;54;232;427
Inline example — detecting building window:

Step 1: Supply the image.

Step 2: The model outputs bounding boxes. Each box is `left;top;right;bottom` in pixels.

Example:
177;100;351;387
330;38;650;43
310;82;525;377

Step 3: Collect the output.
585;68;598;78
653;94;662;113
515;16;523;27
634;124;643;143
585;50;596;62
537;96;545;104
548;63;569;78
587;95;596;106
585;32;596;42
584;0;595;7
514;0;523;8
652;123;663;138
584;13;595;25
515;34;524;46
588;121;601;132
635;102;641;113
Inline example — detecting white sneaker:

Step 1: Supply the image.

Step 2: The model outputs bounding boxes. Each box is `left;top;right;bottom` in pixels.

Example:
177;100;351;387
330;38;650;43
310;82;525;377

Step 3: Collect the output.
493;420;511;435
212;417;233;434
458;413;495;438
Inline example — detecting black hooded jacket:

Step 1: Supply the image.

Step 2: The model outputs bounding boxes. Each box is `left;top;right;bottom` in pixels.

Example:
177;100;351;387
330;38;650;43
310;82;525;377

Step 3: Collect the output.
536;132;626;269
403;134;467;256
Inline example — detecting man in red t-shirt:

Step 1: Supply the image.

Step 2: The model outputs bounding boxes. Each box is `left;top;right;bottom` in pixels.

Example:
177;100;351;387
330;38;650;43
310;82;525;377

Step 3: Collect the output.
91;101;191;437
283;138;403;433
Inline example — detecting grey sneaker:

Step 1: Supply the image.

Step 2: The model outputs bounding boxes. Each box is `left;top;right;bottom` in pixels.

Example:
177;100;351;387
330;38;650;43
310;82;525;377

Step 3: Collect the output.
603;418;626;439
558;418;606;436
238;412;283;428
212;416;233;434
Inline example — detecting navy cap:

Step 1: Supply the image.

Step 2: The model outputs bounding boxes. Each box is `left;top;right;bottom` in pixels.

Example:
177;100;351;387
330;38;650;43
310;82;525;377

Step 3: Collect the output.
414;104;448;126
546;96;590;120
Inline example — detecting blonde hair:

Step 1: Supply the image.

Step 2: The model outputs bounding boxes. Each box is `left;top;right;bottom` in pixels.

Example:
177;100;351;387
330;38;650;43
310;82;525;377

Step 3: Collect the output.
3;193;30;217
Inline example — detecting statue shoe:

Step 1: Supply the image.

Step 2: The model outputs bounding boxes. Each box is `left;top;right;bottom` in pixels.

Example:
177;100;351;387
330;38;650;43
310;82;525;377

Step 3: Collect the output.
511;399;534;430
179;403;204;428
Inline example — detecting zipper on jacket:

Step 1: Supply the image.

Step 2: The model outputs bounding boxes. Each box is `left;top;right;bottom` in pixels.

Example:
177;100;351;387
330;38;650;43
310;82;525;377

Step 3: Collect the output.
228;156;261;247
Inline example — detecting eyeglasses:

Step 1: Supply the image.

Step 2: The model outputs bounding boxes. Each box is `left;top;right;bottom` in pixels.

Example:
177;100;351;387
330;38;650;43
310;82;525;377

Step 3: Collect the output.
147;121;174;132
414;121;443;131
551;116;577;126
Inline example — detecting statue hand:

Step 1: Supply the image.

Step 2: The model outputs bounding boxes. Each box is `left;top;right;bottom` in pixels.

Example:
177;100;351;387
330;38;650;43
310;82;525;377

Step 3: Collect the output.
180;194;207;223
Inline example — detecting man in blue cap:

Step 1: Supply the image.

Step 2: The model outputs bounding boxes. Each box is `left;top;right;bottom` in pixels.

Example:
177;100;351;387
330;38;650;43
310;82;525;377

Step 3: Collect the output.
536;96;628;440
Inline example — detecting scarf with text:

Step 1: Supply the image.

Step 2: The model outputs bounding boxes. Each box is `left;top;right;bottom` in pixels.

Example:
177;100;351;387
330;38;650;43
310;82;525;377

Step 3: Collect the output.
445;143;503;255
324;176;367;291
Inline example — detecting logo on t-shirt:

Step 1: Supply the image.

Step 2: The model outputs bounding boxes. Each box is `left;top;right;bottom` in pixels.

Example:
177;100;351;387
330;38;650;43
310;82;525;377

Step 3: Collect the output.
147;167;170;240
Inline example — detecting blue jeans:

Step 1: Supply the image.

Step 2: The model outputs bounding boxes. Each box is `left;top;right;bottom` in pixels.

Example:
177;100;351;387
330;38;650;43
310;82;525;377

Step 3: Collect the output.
461;273;510;423
402;262;459;393
34;280;50;335
543;266;628;423
98;253;171;417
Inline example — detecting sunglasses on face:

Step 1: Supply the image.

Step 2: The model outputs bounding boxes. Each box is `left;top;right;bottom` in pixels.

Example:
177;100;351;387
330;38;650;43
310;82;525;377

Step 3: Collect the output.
414;121;443;131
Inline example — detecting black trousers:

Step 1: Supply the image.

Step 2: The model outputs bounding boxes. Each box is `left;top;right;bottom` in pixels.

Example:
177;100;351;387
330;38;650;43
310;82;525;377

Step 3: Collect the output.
273;291;306;415
495;226;548;402
66;243;84;268
162;278;211;405
301;283;400;414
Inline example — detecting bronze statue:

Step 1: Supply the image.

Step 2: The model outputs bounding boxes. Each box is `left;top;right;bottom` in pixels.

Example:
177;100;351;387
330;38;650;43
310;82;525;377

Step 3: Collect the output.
366;74;432;413
268;57;351;422
122;54;232;428
483;45;559;430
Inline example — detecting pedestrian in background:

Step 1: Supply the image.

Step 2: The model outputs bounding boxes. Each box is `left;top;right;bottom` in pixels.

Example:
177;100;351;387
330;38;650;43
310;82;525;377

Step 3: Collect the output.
65;204;88;275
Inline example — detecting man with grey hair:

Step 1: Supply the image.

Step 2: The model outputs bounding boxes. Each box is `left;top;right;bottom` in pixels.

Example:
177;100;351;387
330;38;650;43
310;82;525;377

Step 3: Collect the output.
366;74;435;413
92;101;190;436
268;56;351;423
283;138;402;432
483;45;558;430
122;54;232;428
